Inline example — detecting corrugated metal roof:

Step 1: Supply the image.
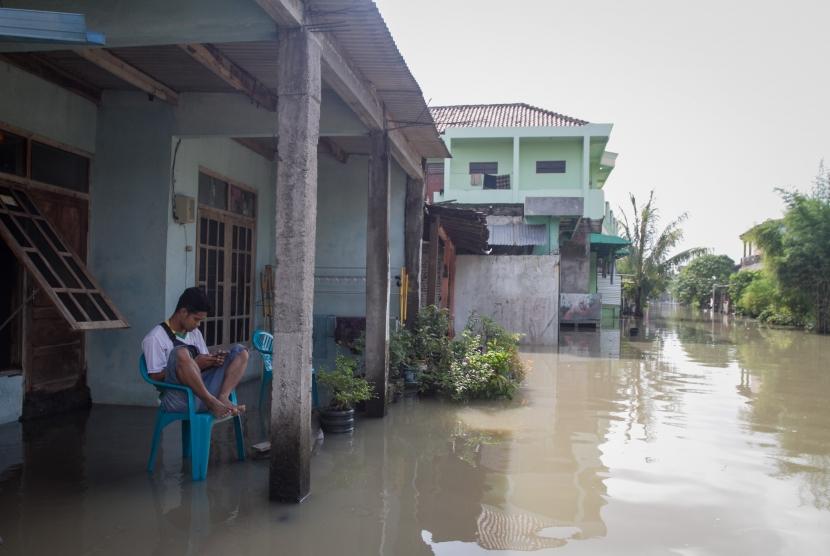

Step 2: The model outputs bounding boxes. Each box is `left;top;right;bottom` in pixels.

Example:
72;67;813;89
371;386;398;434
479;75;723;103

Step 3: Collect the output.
430;103;589;133
308;1;448;159
3;1;448;162
426;204;489;254
487;224;548;246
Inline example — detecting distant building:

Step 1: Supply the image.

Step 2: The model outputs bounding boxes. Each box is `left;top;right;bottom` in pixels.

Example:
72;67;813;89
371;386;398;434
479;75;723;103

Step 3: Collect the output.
739;220;779;271
425;103;628;338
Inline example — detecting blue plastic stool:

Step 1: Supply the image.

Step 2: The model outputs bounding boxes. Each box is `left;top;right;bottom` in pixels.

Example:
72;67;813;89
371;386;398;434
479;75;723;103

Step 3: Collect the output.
140;354;245;481
252;330;319;408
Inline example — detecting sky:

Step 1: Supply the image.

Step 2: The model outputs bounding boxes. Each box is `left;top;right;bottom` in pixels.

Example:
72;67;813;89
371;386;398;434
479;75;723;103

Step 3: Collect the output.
374;0;830;260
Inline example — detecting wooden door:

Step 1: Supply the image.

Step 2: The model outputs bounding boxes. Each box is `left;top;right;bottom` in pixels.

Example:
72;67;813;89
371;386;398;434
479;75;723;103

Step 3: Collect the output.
23;189;89;418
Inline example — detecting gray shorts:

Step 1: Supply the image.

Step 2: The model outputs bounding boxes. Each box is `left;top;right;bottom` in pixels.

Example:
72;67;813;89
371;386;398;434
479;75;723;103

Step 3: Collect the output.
162;344;247;413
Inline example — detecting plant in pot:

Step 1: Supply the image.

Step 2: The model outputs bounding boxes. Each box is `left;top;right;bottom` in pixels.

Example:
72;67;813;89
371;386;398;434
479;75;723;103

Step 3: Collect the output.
317;355;374;433
389;326;412;397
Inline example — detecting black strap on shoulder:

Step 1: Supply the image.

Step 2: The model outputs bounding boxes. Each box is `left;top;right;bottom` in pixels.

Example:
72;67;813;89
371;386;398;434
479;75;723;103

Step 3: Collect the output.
159;321;186;346
159;321;200;359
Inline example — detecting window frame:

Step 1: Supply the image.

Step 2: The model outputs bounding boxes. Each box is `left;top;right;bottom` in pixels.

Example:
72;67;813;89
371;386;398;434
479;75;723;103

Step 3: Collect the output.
536;160;567;174
196;168;257;348
0;181;128;330
0;121;92;199
469;162;498;175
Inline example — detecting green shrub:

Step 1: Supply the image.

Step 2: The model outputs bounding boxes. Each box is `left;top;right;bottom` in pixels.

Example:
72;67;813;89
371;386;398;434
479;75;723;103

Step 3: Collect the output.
728;271;760;308
317;355;374;410
737;273;777;317
410;306;454;393
388;326;412;379
407;309;525;401
758;306;804;327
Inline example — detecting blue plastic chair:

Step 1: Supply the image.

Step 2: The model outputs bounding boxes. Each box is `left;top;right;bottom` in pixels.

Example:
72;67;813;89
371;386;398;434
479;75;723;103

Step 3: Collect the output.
252;329;318;408
140;354;245;481
252;329;274;408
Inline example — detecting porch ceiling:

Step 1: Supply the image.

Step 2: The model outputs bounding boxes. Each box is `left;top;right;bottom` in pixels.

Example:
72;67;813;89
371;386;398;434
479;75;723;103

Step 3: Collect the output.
2;1;448;165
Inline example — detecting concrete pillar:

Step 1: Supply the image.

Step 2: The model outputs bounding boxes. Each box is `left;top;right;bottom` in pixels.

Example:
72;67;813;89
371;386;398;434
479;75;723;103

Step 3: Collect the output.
582;135;591;196
365;130;391;418
425;216;440;306
404;175;424;328
512;135;520;202
443;137;452;197
269;28;321;503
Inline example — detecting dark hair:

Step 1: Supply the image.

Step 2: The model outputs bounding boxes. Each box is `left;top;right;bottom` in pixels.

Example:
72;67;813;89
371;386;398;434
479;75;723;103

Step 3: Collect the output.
176;287;211;314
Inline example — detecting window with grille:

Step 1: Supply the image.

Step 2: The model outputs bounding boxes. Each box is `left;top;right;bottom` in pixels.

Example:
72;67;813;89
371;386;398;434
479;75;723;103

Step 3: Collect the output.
196;170;256;347
0;181;127;330
469;162;498;175
536;160;567;174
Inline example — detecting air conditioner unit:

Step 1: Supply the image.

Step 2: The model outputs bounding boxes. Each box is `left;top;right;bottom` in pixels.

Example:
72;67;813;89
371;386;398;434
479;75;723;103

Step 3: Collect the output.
174;194;196;224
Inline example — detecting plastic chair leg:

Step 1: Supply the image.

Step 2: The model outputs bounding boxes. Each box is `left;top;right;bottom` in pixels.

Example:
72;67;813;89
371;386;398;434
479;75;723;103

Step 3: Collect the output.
189;416;213;481
147;411;165;473
259;371;272;409
312;368;319;409
181;420;191;458
233;415;245;461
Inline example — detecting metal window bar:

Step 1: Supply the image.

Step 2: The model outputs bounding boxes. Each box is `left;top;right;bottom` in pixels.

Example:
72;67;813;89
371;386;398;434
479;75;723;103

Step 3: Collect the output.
0;182;128;330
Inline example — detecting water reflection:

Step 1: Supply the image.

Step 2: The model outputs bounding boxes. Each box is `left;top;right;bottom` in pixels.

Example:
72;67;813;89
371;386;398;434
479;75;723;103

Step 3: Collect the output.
1;308;830;554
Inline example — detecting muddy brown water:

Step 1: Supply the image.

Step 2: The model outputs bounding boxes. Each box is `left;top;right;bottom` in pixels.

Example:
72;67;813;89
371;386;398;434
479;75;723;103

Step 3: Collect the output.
1;306;829;554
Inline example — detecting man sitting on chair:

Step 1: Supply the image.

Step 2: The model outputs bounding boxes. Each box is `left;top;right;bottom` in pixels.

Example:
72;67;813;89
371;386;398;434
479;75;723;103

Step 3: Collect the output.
142;287;248;418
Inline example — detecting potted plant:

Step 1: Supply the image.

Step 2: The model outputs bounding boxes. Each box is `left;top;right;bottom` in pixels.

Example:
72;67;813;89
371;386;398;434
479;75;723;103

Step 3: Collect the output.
317;355;374;433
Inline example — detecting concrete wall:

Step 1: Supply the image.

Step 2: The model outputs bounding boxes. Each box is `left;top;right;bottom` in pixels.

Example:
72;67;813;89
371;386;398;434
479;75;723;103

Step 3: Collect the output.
87;91;176;406
314;153;407;319
560;224;591;294
454;255;560;346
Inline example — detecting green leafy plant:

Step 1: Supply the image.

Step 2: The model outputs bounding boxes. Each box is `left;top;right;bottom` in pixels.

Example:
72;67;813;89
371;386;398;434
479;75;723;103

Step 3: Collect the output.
408;309;525;401
317;355;374;411
410;306;454;393
388;326;413;379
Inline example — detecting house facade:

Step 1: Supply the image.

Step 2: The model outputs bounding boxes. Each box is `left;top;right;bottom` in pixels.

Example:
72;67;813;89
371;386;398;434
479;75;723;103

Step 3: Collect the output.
0;0;447;501
426;104;626;337
738;223;768;271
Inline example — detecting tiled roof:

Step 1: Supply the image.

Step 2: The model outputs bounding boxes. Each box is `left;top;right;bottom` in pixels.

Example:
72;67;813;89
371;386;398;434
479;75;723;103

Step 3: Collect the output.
429;103;589;133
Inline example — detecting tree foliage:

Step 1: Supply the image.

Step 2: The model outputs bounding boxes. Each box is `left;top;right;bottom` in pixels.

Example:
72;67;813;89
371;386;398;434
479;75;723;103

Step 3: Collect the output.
673;254;736;307
754;164;830;333
617;191;706;316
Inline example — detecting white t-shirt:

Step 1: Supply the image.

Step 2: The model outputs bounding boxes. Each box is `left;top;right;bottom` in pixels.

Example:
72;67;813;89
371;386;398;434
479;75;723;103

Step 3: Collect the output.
142;324;209;374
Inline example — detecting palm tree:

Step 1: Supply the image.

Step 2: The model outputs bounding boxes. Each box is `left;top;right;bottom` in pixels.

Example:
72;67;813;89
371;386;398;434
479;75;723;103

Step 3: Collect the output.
618;191;706;316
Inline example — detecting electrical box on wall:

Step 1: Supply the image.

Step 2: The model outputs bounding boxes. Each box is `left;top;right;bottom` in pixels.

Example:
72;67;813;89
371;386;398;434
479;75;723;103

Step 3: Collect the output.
173;194;196;224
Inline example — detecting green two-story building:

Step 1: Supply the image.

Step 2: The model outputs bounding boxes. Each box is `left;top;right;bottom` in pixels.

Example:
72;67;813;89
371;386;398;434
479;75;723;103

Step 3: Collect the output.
427;103;626;326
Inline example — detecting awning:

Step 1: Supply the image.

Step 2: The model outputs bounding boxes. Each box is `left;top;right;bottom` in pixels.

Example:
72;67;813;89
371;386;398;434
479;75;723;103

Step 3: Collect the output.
0;182;128;330
0;8;105;46
590;233;630;246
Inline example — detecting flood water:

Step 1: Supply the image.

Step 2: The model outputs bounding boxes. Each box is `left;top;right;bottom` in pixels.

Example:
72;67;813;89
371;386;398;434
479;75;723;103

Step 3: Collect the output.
1;306;829;555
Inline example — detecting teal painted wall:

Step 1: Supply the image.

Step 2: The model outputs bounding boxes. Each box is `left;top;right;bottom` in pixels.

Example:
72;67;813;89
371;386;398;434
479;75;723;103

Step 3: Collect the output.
518;138;583;190
166;137;275;383
447;138;513;190
0;61;97;152
87;91;176;406
314;154;407;320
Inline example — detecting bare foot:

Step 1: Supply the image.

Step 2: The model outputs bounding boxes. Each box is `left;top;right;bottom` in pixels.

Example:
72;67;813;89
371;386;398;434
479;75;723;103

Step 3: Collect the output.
219;396;246;415
206;398;232;419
